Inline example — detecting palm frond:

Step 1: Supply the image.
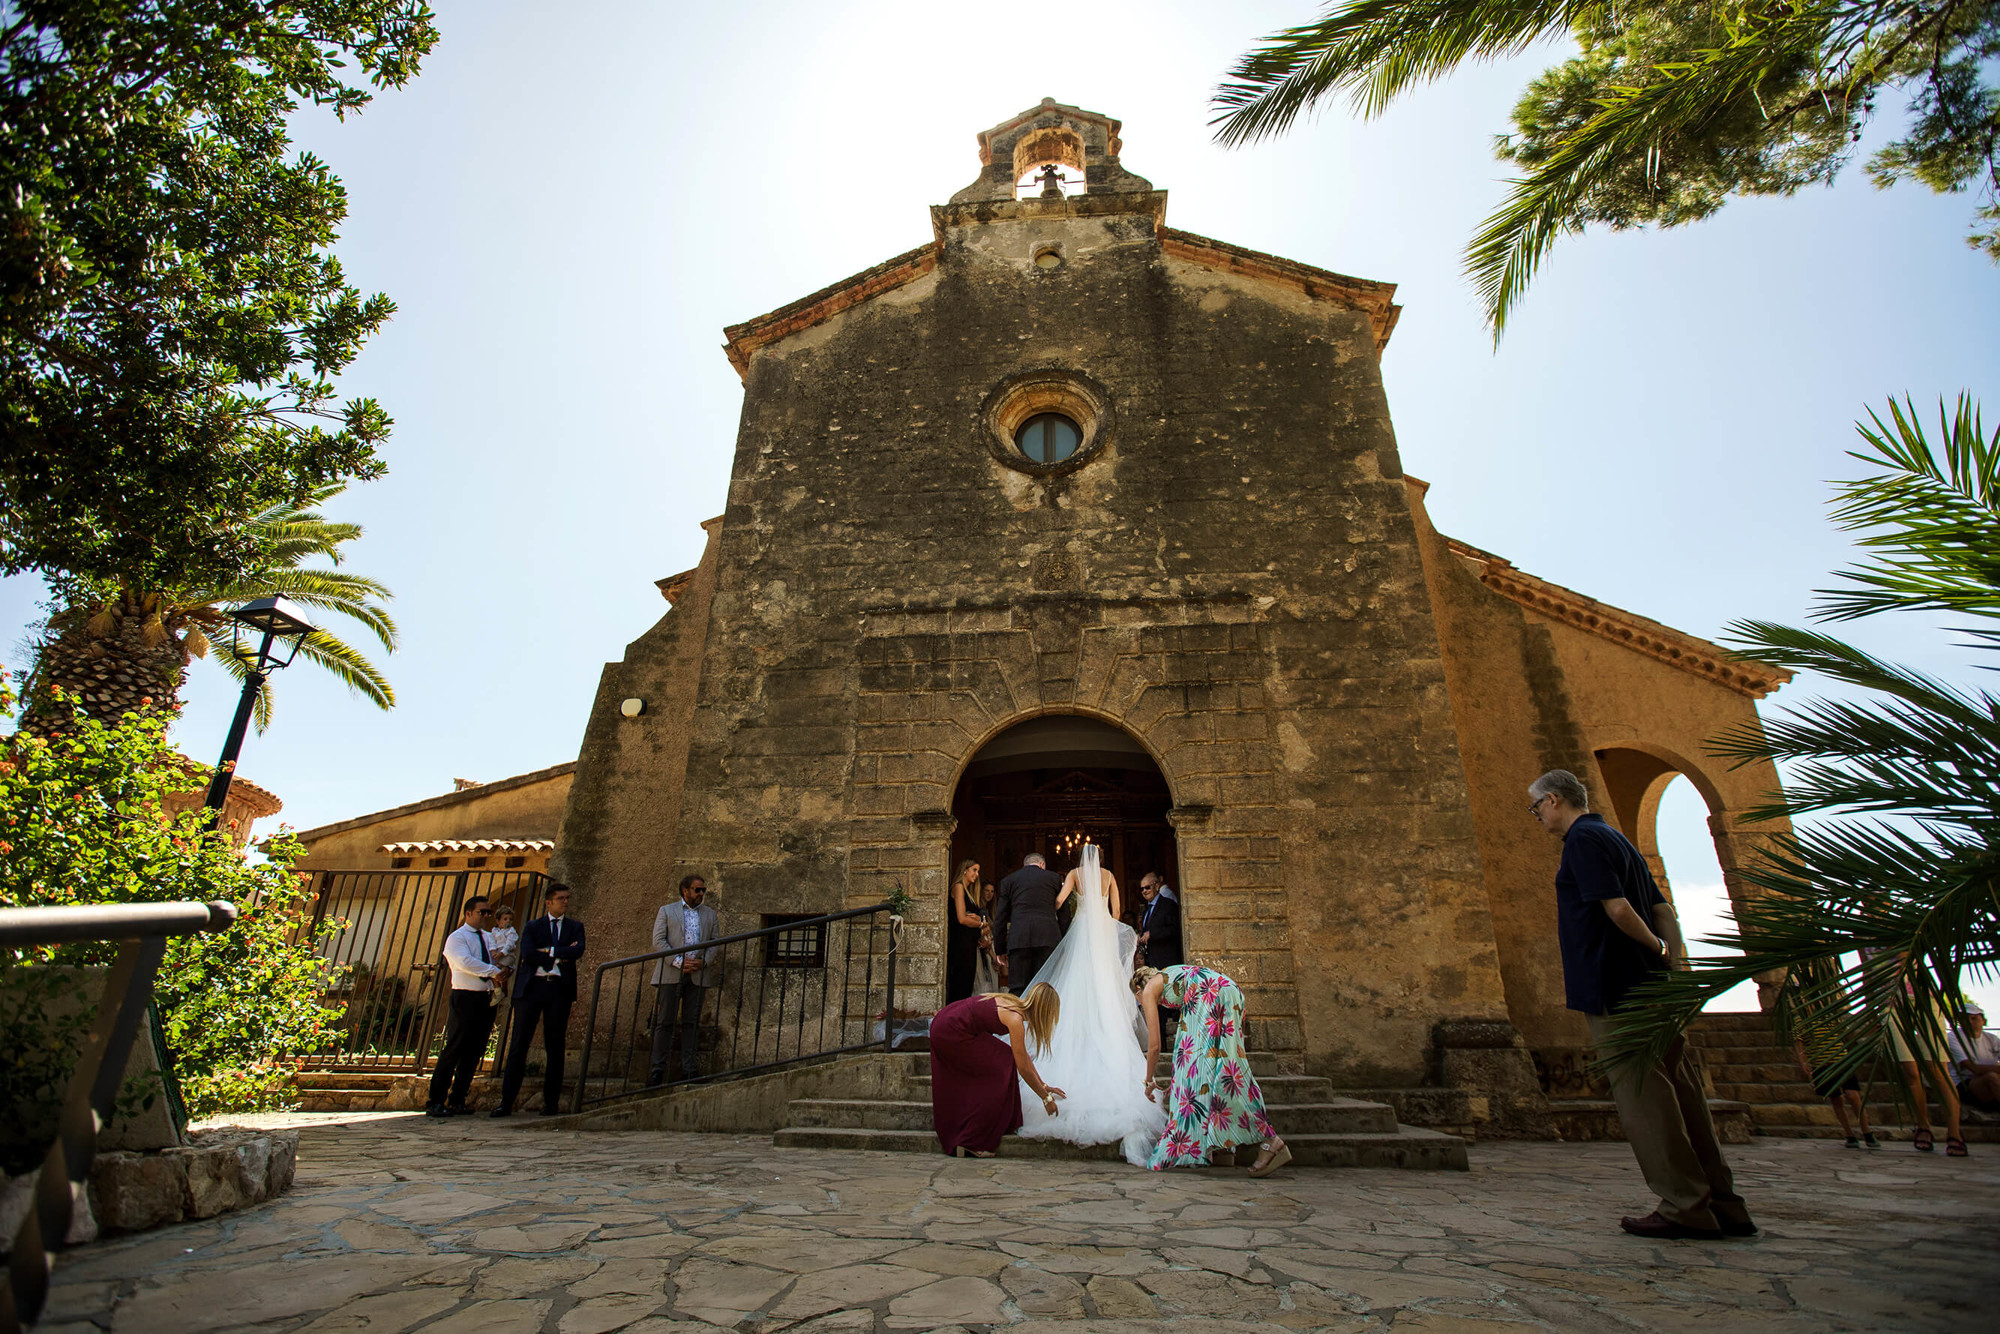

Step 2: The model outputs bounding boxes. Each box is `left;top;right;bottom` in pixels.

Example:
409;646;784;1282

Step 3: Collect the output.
290;630;395;711
212;635;276;733
1464;21;1830;333
1212;0;1587;142
1609;398;2000;1095
172;481;397;724
1598;818;2000;1079
1815;395;2000;625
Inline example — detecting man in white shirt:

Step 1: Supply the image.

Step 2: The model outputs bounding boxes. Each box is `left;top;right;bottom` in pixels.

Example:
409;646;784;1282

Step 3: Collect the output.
649;874;721;1085
1948;1003;2000;1113
426;895;507;1116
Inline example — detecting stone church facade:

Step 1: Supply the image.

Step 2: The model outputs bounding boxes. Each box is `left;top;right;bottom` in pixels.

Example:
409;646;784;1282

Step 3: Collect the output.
554;101;1789;1121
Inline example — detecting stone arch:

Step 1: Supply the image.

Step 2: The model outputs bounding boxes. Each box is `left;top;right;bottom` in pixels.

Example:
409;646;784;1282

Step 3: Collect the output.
937;709;1182;1005
1593;743;1769;1008
1011;125;1086;181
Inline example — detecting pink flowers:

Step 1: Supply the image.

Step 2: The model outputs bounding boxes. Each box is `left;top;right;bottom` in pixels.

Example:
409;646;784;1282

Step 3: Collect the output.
1217;1060;1246;1098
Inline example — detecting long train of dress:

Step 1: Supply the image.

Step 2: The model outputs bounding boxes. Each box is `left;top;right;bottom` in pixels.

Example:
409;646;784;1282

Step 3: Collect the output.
1012;846;1166;1165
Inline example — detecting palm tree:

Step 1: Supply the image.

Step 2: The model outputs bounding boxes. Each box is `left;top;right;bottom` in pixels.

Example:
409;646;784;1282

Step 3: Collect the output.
1211;0;2000;334
1598;396;2000;1078
24;486;396;734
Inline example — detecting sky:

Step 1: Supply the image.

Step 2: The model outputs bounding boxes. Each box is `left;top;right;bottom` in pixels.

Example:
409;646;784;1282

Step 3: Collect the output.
5;1;1996;1008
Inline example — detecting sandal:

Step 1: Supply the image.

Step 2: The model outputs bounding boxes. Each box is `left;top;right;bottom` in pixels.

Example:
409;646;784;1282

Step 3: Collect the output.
1247;1137;1292;1178
1913;1127;1935;1152
951;1146;996;1158
1947;1135;1970;1158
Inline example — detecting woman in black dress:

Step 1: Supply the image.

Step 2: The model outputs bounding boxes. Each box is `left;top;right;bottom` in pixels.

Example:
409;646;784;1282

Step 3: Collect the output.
945;858;984;1003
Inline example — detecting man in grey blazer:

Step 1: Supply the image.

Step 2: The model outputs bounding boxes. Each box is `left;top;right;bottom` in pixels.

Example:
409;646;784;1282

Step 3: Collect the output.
649;873;721;1085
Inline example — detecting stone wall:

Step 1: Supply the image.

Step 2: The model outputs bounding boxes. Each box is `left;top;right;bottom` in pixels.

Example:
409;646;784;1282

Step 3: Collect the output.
1405;481;1790;1083
554;519;723;975
562;188;1511;1086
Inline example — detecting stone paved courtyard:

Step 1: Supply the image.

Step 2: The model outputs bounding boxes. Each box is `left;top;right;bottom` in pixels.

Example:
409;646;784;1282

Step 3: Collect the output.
41;1112;1999;1333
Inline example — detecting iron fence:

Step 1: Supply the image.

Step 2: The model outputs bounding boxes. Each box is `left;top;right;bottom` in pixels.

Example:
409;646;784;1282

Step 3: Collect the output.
294;869;551;1072
572;902;901;1112
0;900;237;1334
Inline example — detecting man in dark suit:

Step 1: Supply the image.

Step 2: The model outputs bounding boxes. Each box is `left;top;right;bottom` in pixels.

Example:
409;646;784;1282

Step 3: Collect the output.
492;884;586;1117
1137;873;1182;970
993;853;1063;994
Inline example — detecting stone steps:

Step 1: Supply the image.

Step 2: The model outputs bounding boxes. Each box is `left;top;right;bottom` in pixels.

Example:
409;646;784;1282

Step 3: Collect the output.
770;1124;1469;1169
784;1096;1402;1136
1669;1012;2000;1144
771;1048;1466;1170
904;1071;1338;1103
1548;1098;1757;1144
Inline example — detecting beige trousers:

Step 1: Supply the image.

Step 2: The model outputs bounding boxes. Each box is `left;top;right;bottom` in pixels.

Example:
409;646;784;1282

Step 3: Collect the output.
1586;1013;1743;1230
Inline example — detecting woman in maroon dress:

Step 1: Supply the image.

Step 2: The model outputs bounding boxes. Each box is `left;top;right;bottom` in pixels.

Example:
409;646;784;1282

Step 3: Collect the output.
930;982;1064;1157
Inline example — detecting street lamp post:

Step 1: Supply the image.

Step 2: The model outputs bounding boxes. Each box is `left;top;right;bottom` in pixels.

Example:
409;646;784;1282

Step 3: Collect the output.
201;596;315;829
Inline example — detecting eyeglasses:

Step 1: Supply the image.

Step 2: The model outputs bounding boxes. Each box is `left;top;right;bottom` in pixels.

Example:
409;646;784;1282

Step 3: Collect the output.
687;887;706;895
1527;795;1552;817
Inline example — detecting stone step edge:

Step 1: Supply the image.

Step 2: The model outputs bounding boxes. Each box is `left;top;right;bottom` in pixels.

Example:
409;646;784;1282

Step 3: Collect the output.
771;1125;1468;1167
786;1095;1390;1113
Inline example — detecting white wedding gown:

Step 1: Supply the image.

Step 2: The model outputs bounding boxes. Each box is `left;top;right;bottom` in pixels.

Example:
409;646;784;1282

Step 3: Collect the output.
1013;846;1166;1165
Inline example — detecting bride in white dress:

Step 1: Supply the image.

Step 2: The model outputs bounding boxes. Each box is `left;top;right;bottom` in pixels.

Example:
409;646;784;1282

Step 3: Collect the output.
1014;844;1167;1165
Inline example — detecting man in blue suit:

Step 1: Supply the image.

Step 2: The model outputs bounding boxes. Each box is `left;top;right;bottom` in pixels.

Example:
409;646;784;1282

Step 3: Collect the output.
1137;873;1182;970
492;884;586;1117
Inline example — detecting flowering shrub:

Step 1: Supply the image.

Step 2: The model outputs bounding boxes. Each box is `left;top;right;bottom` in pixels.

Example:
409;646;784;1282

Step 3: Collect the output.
0;668;337;1164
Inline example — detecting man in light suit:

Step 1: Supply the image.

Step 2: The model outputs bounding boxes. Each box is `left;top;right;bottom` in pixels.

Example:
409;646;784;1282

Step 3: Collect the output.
492;884;585;1117
649;873;721;1084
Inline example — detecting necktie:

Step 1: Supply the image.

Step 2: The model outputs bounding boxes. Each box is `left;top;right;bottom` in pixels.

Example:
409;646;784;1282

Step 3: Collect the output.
477;930;491;964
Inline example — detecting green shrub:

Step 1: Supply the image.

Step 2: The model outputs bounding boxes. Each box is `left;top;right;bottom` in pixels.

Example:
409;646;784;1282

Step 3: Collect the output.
0;667;338;1150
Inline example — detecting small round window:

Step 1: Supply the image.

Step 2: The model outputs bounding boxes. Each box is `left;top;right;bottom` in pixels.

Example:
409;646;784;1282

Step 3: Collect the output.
1015;413;1081;464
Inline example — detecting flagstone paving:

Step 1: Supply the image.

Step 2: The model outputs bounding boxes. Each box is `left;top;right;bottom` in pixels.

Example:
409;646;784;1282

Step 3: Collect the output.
42;1111;1998;1333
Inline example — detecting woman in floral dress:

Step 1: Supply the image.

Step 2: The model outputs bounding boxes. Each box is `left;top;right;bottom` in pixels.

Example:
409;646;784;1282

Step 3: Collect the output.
1132;964;1289;1175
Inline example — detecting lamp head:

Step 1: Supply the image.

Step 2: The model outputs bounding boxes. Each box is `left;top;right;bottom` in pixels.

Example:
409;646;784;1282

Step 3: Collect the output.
229;596;315;669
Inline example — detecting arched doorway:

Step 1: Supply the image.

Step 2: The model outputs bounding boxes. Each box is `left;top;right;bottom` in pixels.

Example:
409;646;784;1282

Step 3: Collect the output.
944;715;1177;1001
1595;746;1758;1010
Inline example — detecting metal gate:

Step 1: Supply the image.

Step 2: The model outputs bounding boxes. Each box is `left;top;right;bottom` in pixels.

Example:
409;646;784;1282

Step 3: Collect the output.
296;869;551;1071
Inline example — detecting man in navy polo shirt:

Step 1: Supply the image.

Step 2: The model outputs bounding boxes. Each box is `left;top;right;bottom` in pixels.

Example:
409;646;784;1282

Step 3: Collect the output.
1532;767;1756;1241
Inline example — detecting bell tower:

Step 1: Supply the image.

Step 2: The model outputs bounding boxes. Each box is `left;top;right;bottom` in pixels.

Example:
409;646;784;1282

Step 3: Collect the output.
950;97;1155;203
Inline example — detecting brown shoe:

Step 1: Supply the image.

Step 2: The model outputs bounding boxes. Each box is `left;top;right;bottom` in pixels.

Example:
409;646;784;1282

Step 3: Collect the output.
1620;1211;1724;1240
1710;1196;1758;1237
1247;1138;1292;1178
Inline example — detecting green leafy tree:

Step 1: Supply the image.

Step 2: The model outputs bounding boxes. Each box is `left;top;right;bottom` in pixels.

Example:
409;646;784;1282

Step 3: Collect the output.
1599;396;2000;1075
0;0;438;591
24;483;397;732
1214;0;2000;332
0;667;339;1147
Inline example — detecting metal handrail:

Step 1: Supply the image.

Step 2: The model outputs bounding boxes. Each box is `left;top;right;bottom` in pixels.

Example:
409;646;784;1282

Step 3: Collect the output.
0;902;229;946
2;900;237;1334
572;900;901;1114
583;900;898;976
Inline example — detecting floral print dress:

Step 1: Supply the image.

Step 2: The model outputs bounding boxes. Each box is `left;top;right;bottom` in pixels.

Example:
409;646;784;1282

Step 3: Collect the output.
1147;964;1274;1170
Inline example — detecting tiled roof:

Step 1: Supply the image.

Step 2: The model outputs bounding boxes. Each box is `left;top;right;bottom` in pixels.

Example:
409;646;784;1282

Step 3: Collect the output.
379;839;554;855
284;762;576;845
